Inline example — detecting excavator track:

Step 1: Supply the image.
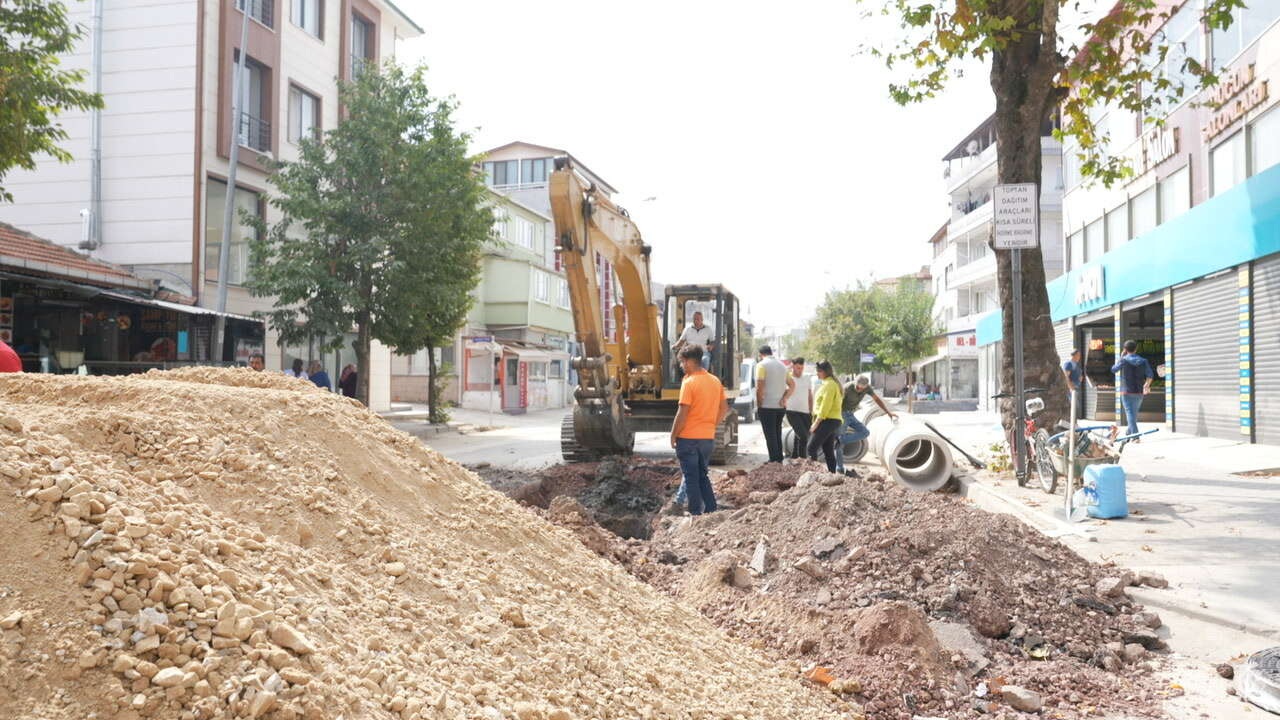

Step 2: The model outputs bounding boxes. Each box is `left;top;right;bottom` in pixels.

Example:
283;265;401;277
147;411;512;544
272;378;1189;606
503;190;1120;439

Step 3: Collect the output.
561;413;601;463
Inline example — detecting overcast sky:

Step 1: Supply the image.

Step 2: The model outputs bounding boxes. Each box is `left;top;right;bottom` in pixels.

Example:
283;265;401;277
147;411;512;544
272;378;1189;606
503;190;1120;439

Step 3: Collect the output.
397;0;996;334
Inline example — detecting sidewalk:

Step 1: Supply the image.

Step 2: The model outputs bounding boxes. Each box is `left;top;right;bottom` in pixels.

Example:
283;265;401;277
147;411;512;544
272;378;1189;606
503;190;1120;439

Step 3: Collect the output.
928;410;1280;654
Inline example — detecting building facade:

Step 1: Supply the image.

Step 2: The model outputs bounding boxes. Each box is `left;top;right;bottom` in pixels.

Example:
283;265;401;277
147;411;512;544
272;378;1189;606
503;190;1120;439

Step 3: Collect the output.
0;0;422;409
978;2;1280;442
928;114;1064;408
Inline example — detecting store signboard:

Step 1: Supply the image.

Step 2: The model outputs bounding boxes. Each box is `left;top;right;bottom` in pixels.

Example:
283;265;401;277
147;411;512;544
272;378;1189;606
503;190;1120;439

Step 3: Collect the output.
947;332;979;358
1075;265;1106;306
993;183;1039;250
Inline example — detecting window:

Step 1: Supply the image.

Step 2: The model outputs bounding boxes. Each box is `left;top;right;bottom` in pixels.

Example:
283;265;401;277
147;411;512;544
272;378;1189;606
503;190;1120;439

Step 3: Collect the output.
534;270;549;303
1068;230;1084;270
520;158;549;184
1211;132;1247;197
350;14;373;77
505;358;518;386
1145;1;1204;114
1213;3;1280;70
557;278;570;309
549;359;564;379
1063;141;1082;189
514;217;535;249
287;86;319;143
234;56;270;152
944;264;952;289
1105;204;1129;249
528;362;547;381
204;179;260;285
291;0;320;37
1252;106;1280;177
483;160;517;186
1084;219;1104;263
1159;165;1191;220
1131;187;1157;237
236;0;273;28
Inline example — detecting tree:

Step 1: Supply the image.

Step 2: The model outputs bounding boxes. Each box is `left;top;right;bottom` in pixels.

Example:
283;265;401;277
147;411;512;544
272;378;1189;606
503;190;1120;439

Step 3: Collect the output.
860;0;1241;429
247;62;490;408
868;284;938;373
0;0;103;202
804;286;880;375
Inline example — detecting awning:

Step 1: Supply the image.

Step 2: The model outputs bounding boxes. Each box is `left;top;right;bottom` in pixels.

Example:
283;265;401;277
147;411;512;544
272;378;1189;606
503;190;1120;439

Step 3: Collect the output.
911;353;945;371
97;290;261;323
506;346;550;361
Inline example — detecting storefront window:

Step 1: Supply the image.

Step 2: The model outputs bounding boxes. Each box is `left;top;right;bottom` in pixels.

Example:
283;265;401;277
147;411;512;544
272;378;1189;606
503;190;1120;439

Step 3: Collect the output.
1252;106;1280;177
1211;131;1247;197
549;359;564;379
204;179;261;285
1106;204;1129;249
1131;187;1157;237
1159;165;1191;221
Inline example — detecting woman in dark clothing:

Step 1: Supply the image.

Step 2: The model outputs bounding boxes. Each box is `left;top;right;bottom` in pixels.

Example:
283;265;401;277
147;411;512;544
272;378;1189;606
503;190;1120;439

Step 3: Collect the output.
338;364;358;398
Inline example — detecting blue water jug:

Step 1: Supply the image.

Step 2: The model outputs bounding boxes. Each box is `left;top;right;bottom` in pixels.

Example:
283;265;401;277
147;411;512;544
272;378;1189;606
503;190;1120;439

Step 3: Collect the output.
1085;464;1127;519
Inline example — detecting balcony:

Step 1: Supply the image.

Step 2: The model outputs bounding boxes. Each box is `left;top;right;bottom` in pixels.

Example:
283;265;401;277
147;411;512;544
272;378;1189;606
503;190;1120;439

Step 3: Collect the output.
953;252;996;288
945;142;997;194
948;197;992;238
237;112;271;153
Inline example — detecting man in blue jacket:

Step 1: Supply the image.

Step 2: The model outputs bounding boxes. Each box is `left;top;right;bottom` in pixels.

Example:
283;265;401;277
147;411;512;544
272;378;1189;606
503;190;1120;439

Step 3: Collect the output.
1111;340;1153;438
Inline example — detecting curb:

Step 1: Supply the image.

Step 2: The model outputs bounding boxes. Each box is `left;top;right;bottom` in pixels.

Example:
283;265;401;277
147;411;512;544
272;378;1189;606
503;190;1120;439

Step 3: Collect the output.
957;475;1280;642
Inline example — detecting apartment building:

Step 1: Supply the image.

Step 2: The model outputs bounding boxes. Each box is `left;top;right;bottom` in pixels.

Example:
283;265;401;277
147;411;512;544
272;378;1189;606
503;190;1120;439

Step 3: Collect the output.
926;114;1064;408
0;0;422;409
978;2;1280;442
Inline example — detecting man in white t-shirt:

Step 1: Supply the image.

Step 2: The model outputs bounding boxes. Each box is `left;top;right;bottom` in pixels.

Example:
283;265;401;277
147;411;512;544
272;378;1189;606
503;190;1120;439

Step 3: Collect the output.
673;312;715;369
783;357;813;458
754;345;793;463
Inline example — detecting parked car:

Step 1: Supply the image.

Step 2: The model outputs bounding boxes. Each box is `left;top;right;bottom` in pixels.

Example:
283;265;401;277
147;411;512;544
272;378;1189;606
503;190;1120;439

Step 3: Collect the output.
734;358;756;423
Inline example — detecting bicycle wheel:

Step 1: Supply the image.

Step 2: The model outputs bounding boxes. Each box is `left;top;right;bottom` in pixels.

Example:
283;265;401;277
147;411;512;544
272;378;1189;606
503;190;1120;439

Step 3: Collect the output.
1032;429;1059;494
1012;430;1029;487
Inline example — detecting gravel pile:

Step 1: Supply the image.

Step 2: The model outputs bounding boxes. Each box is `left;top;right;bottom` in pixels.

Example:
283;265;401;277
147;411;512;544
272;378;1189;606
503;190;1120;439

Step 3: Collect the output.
0;369;846;720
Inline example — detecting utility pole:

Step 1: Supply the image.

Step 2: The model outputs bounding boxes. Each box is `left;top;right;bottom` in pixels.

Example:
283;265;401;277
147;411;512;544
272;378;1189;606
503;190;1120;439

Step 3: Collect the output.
993;182;1039;482
211;5;250;364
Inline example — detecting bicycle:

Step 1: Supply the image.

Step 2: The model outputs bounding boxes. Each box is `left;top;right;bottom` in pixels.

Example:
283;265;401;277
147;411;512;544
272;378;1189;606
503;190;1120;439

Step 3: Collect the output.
990;387;1058;493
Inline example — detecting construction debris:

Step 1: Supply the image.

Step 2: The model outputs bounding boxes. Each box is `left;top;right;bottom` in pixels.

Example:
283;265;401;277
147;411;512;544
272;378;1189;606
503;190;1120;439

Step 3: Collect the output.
0;369;845;720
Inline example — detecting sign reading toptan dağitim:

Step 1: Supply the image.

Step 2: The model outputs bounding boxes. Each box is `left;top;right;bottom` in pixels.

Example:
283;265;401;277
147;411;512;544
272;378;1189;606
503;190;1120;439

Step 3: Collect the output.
993;183;1039;250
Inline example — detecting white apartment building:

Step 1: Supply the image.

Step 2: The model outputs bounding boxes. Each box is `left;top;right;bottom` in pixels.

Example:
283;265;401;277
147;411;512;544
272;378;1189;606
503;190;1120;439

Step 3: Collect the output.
926;114;1064;408
0;0;422;410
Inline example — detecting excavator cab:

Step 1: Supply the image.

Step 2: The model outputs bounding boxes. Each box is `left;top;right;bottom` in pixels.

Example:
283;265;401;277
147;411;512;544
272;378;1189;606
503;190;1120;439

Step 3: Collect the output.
661;284;740;390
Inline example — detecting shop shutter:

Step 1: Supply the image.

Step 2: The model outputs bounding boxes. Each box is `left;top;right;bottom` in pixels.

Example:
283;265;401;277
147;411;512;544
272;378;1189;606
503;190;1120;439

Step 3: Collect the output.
1253;254;1280;445
1172;271;1240;439
1054;321;1073;364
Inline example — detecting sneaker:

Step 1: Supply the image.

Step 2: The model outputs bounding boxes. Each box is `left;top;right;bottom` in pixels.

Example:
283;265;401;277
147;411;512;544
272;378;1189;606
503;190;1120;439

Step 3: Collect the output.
844;469;861;478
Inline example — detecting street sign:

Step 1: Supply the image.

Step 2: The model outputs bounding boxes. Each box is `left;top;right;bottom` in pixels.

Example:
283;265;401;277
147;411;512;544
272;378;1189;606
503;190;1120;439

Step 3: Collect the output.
470;335;493;343
860;353;876;364
993;183;1039;250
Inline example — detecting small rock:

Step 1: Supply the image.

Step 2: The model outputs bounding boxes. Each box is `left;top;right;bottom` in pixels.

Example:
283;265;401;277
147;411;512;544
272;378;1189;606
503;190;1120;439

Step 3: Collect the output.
798;638;818;654
0;415;23;433
750;539;770;574
1122;628;1166;651
34;486;63;503
269;622;317;654
1216;663;1234;679
280;667;312;685
747;490;779;504
730;566;753;589
1123;643;1147;663
1137;570;1168;588
817;473;844;487
794;556;827;580
501;606;530;628
1134;610;1162;629
815;588;832;606
249;689;277;718
152;667;185;688
384;562;406;577
1094;648;1123;672
811;536;842;558
1000;685;1042;712
1096;577;1127;598
0;611;24;630
795;472;818;490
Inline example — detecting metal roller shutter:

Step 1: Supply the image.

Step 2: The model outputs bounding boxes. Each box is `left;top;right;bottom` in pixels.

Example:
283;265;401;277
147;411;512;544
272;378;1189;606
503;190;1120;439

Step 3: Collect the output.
1173;271;1240;439
1055;321;1073;365
1254;254;1280;445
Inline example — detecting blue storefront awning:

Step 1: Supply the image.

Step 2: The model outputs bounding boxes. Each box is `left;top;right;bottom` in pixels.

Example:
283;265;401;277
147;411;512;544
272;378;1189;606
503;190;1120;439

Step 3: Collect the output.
978;162;1280;346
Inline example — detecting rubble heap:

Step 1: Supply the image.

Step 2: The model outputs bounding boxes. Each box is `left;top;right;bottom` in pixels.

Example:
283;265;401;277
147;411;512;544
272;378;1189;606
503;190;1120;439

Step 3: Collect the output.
0;369;846;720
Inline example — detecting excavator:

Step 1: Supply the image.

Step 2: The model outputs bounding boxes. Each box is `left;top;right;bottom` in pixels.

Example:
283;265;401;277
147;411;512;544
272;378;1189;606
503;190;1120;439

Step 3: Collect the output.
548;156;741;464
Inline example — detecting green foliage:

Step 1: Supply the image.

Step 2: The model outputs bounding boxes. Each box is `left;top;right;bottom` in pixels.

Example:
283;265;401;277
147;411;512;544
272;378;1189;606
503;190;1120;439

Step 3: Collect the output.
857;0;1244;187
805;284;939;374
246;61;490;406
428;362;454;424
0;0;103;202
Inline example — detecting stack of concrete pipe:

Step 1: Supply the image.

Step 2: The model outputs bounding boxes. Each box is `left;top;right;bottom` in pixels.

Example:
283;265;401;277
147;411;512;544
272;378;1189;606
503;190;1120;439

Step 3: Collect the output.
855;406;955;492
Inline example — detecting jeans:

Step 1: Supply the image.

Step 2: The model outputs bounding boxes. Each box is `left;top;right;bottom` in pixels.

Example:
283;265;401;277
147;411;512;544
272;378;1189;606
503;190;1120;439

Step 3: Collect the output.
833;410;869;473
807;418;842;472
675;438;717;515
785;411;811;458
1120;393;1143;438
758;407;786;463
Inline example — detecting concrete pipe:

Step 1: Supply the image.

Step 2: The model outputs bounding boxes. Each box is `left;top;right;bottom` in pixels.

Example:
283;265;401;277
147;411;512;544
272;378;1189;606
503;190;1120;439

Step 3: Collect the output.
856;408;954;492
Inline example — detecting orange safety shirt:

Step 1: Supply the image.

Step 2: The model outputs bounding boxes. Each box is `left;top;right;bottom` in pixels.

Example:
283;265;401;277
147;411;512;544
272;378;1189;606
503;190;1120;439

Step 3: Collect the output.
677;369;724;439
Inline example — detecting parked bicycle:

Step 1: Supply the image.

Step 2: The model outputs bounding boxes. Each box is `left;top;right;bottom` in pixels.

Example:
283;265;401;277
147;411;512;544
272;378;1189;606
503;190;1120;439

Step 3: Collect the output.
990;387;1058;492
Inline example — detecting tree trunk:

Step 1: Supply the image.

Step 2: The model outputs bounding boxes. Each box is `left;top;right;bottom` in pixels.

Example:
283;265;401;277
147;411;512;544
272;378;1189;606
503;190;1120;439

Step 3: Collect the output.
426;342;438;424
356;316;371;408
990;19;1071;434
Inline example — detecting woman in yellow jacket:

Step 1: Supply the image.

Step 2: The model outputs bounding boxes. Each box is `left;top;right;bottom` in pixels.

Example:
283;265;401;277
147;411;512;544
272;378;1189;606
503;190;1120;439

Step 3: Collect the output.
807;360;843;471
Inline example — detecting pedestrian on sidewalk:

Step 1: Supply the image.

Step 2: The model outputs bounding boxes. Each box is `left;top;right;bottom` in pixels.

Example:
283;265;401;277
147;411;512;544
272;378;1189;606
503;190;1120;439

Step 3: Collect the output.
0;338;22;373
339;364;358;397
248;353;266;372
285;358;308;380
808;360;844;472
670;346;728;516
1063;349;1084;393
755;344;793;463
835;374;897;474
308;361;331;391
1112;340;1153;439
784;357;812;458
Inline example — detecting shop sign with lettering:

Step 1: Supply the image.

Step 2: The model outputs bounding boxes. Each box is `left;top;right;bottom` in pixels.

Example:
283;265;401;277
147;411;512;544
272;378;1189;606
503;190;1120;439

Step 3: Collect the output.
1075;265;1105;307
1202;64;1271;143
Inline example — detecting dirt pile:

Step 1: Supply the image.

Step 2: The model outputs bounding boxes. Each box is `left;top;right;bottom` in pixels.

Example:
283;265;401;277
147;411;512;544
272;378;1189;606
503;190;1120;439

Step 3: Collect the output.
0;369;847;720
611;467;1170;719
475;458;678;539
